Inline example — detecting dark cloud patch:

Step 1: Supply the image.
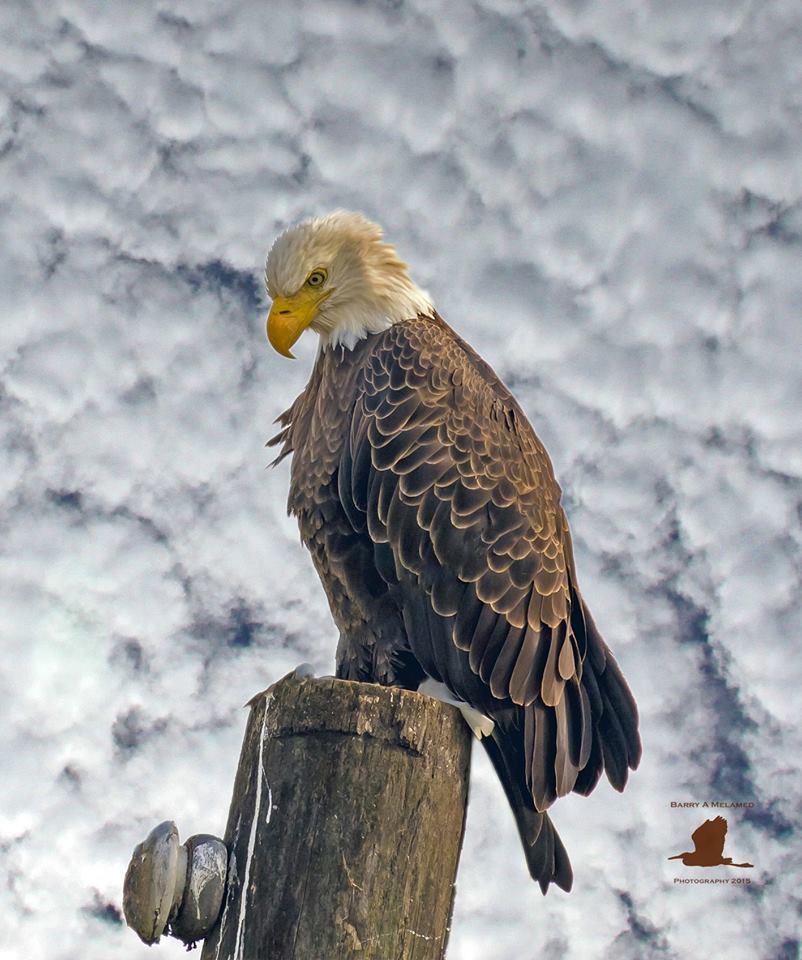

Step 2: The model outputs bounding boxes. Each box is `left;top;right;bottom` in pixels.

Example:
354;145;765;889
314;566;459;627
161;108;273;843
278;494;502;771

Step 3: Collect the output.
656;75;720;128
109;637;148;674
764;209;802;246
697;644;757;800
157;10;193;33
46;488;84;512
729;188;802;247
58;764;82;790
0;425;37;486
111;706;166;758
177;259;262;314
38;227;68;279
662;585;708;648
120;375;157;405
81;891;123;927
675;616;758;800
542;936;570;960
744;801;794;841
109;505;169;545
702;423;758;458
607;890;673;959
226;599;262;648
656;511;759;800
776;939;800;960
190;597;266;651
44;491;176;553
1;95;45;160
292;152;312;185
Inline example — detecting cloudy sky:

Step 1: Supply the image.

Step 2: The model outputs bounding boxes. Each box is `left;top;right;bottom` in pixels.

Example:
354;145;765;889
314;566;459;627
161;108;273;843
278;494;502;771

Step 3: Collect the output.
2;0;800;958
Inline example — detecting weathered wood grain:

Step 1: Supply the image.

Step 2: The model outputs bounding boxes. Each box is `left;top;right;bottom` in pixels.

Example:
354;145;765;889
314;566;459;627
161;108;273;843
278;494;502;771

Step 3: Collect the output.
201;674;471;960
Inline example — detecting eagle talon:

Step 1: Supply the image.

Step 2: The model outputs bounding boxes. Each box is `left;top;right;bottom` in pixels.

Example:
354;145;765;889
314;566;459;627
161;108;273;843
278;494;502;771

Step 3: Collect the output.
418;678;495;739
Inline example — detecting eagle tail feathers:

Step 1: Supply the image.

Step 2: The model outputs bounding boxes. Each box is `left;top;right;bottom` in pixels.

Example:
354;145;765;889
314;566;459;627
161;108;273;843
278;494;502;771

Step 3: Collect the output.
481;728;573;894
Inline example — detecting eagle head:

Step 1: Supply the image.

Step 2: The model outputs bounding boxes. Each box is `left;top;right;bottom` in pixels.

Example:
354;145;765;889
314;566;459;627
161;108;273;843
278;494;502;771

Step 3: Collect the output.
264;210;433;357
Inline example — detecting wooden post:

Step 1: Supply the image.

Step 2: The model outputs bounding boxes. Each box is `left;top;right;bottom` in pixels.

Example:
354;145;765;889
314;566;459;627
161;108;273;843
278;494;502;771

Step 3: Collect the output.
200;674;472;960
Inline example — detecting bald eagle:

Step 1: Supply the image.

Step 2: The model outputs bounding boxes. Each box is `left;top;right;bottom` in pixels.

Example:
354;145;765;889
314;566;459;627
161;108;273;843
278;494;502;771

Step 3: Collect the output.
265;211;641;893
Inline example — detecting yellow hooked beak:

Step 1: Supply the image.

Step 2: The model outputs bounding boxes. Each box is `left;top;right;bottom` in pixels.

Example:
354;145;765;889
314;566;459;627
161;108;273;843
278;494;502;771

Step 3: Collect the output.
266;288;330;359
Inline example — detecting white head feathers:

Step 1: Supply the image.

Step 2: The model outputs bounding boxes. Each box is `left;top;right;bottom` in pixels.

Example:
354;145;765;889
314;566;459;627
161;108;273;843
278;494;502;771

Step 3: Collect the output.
265;211;434;351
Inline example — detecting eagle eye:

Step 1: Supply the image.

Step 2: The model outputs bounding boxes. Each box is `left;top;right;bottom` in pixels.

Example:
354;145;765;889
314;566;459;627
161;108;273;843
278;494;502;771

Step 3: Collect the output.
306;269;327;288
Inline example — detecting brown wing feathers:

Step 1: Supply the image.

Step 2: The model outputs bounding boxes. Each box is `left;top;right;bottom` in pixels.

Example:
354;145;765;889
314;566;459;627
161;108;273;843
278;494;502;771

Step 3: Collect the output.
337;318;640;819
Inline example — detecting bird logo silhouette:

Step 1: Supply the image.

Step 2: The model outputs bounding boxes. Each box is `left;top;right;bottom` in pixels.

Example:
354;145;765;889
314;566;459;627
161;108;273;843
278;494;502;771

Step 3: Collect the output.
668;816;753;868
